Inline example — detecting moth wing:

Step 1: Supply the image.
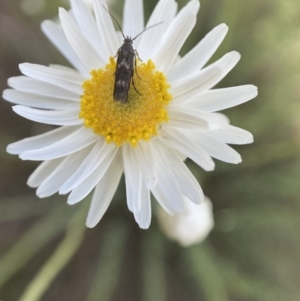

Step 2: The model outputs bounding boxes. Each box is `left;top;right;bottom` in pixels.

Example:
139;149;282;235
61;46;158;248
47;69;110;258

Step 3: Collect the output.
114;46;134;103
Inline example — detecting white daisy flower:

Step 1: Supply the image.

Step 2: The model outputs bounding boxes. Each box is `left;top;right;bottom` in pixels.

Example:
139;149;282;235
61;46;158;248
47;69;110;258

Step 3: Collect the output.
3;0;257;229
157;196;214;247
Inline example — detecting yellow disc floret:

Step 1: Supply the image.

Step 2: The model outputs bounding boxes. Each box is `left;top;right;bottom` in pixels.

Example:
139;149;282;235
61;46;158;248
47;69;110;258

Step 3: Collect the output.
79;57;172;147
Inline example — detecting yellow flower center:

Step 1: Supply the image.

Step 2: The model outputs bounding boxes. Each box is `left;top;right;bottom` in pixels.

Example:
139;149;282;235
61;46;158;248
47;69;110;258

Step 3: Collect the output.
79;57;172;147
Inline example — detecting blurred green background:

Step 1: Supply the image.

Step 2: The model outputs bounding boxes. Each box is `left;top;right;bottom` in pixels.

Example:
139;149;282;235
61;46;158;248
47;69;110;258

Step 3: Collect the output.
1;0;300;300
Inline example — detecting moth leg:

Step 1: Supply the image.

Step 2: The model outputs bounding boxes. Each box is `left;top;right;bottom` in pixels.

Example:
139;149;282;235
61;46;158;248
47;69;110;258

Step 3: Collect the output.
114;47;121;58
132;77;142;96
134;55;141;80
134;49;143;62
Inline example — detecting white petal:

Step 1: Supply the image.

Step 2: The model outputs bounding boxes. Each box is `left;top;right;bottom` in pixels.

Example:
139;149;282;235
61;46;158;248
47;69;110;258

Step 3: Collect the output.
206;113;230;127
153;146;185;212
200;51;240;84
138;0;177;59
93;0;120;60
20;127;98;161
7;125;81;155
59;139;113;194
172;0;199;21
19;63;84;95
189;85;258;112
209;125;253;145
59;8;104;71
36;147;92;198
133;182;151;229
207;51;240;76
170;65;222;99
12;106;81;126
70;0;105;62
171;51;240;103
151;186;176;215
67;147;118;204
7;76;79;101
122;145;142;213
160;0;178;28
159;127;215;171
167;107;208;130
168;106;229;128
157;141;204;204
152;0;199;73
41;20;88;76
27;158;64;188
86;152;123;228
134;141;157;189
123;0;144;40
186;131;242;163
169;23;228;81
49;64;80;72
3;89;78;110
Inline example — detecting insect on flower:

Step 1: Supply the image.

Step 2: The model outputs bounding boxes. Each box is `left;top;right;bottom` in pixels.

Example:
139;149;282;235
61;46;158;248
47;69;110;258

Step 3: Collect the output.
103;6;163;103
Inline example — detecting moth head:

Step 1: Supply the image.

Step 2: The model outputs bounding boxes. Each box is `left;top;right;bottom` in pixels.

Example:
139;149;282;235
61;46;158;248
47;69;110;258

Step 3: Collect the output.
124;37;133;44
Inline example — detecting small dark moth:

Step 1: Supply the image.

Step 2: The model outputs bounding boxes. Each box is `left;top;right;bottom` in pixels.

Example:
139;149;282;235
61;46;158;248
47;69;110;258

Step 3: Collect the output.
103;6;163;103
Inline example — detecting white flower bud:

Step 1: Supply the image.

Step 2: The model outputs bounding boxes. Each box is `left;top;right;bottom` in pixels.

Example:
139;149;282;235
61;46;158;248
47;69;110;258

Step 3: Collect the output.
157;197;214;247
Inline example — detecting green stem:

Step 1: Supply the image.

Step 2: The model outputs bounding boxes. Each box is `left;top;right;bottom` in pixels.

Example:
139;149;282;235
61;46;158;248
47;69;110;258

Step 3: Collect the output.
18;207;86;301
86;221;128;301
185;242;229;301
0;206;73;286
141;230;167;301
219;259;298;301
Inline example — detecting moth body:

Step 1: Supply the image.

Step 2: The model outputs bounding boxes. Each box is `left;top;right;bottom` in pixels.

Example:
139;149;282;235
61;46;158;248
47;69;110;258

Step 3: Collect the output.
113;38;137;103
103;6;163;103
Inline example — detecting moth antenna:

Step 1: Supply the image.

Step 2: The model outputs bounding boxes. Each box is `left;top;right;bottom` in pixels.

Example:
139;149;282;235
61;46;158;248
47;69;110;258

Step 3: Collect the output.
102;5;126;39
132;22;164;41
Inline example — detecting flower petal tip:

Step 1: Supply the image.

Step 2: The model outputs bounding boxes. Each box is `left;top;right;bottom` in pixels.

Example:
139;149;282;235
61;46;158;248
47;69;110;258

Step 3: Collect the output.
19;154;27;160
58;189;68;195
229;154;242;164
236;157;242;164
36;191;49;198
18;62;29;71
245;135;254;144
58;7;66;14
6;145;15;155
251;85;258;96
138;223;151;230
85;220;96;228
26;181;36;188
11;105;21;113
219;23;228;30
40;19;49;31
57;188;65;195
190;0;200;11
205;161;215;172
230;51;241;61
2;89;8;99
67;197;77;205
